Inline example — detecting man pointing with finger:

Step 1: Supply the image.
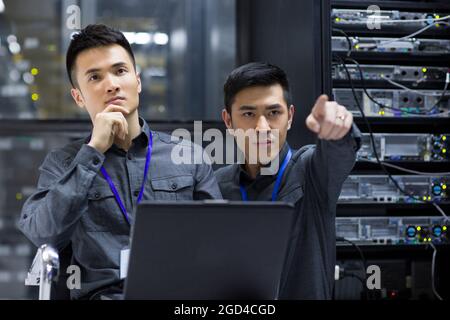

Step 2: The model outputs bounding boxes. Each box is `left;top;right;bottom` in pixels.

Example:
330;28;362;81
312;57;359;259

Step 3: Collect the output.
215;62;361;299
19;24;222;300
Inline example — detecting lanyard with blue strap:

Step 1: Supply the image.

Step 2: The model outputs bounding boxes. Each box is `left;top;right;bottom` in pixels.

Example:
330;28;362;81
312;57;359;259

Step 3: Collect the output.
100;130;153;225
239;148;292;202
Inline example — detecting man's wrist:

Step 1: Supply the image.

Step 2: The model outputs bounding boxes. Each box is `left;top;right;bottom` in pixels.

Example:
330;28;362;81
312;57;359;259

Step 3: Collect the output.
87;140;105;154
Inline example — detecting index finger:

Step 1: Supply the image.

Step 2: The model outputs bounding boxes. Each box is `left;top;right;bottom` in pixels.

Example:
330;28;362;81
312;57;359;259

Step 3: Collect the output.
312;94;329;118
103;104;130;115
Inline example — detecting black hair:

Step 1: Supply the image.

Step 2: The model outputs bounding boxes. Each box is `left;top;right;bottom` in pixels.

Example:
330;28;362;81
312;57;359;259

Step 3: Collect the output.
66;24;135;88
223;62;291;113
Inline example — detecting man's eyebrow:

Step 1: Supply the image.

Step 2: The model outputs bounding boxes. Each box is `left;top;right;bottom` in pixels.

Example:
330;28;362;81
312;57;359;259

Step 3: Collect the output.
266;104;283;110
238;105;257;111
111;62;128;68
84;62;128;76
84;68;100;76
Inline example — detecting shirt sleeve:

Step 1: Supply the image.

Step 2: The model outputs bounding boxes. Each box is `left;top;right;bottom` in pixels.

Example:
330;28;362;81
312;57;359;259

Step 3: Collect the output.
306;123;361;208
18;144;105;250
193;162;223;200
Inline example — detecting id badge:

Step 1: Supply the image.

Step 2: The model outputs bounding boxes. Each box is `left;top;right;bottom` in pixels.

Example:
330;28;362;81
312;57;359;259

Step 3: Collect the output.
120;248;130;279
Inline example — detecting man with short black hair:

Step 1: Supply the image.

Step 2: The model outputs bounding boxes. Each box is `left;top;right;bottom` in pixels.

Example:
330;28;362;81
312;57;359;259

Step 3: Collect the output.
215;62;361;299
19;24;222;300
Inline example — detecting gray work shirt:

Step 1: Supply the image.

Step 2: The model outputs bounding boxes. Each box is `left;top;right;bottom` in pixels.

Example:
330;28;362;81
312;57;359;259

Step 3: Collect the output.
19;118;222;299
215;125;361;299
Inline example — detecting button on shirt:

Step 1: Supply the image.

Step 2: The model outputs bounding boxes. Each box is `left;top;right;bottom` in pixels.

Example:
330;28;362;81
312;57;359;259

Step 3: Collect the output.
215;124;361;299
19;118;222;299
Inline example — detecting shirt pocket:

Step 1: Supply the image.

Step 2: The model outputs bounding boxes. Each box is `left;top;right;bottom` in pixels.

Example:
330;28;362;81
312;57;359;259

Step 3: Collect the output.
278;183;304;204
150;175;194;200
85;185;127;232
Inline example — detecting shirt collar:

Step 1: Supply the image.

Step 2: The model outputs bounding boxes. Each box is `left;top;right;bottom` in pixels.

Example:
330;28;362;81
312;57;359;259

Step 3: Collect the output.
138;117;151;146
237;141;291;186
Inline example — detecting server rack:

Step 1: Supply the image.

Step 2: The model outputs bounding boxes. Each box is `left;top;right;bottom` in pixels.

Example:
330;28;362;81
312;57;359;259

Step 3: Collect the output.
332;0;450;300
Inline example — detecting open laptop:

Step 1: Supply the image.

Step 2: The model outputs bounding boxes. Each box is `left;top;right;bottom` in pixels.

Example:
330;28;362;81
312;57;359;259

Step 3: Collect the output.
123;200;296;300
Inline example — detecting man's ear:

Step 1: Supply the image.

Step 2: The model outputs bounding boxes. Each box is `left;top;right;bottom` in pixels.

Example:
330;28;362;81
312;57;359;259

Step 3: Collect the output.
136;72;142;94
287;105;295;130
71;87;85;109
222;108;233;130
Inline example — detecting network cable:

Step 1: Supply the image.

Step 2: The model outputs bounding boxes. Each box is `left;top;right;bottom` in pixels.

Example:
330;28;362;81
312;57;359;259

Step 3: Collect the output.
332;28;353;57
335;14;450;25
336;237;369;300
369;23;440;49
333;22;450;52
381;76;448;97
357;158;450;176
344;56;450;116
429;242;444;300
